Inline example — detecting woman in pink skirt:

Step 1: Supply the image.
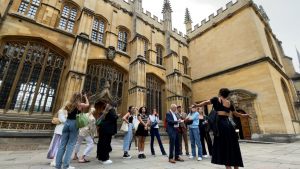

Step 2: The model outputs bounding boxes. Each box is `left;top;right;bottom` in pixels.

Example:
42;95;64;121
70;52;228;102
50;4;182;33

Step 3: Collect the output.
47;103;68;167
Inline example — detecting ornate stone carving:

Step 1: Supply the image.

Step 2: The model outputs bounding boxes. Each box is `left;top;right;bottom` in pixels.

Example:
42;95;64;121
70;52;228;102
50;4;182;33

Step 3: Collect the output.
106;46;116;60
258;5;270;22
88;81;114;104
0;122;55;130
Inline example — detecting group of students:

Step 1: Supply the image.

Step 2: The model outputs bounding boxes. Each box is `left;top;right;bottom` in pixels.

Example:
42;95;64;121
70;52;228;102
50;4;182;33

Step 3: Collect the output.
46;88;251;169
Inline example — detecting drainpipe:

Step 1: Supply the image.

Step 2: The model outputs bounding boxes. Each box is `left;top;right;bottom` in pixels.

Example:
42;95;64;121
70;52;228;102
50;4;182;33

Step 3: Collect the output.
0;0;14;30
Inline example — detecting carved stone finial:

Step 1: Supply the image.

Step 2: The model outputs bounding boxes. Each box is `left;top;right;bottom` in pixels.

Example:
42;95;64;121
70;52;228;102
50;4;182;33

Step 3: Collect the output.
104;81;110;89
162;0;173;13
184;8;192;24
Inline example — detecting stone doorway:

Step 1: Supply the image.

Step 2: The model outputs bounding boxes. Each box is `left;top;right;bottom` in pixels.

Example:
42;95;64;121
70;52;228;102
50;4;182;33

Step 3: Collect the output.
234;109;252;140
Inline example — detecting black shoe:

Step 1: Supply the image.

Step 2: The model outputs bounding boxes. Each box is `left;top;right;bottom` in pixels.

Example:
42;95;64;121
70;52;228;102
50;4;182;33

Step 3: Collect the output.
179;153;183;155
186;153;189;156
138;154;143;159
142;154;146;158
123;153;132;159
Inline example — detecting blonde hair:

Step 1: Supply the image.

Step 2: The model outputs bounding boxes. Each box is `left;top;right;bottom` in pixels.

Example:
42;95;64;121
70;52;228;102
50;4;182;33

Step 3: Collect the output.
61;102;68;115
67;92;82;113
87;108;95;118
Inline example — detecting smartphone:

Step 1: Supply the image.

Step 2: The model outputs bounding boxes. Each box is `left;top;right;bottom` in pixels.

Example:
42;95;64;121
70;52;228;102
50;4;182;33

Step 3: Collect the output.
82;90;86;95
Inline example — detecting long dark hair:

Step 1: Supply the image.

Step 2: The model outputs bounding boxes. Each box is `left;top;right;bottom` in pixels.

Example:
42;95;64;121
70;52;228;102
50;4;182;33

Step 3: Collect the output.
128;105;135;115
139;107;148;115
103;100;117;120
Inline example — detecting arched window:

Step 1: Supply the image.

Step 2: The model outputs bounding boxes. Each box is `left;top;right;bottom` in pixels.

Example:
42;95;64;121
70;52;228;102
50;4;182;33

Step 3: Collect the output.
144;41;147;58
0;40;65;113
59;5;77;32
84;63;125;107
156;46;163;65
118;30;128;52
91;19;105;43
183;57;188;75
265;29;279;63
182;86;191;114
17;0;41;18
281;79;296;119
147;76;162;119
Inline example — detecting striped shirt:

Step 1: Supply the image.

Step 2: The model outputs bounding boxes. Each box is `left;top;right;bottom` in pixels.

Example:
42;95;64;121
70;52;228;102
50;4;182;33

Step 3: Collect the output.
138;113;149;124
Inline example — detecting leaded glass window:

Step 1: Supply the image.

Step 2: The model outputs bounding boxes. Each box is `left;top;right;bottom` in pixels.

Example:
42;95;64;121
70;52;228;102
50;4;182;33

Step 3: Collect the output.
83;63;125;107
146;76;162;119
17;0;41;18
156;46;163;65
92;19;105;43
0;41;65;114
59;5;77;32
118;30;128;52
144;41;147;58
183;58;188;75
183;87;191;114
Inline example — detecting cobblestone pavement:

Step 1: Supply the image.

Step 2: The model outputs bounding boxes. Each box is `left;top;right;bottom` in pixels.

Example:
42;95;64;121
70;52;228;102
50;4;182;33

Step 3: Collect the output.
1;139;300;169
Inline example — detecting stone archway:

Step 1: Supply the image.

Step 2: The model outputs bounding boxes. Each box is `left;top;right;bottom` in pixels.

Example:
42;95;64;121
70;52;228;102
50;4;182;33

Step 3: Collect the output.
228;89;260;140
88;81;113;108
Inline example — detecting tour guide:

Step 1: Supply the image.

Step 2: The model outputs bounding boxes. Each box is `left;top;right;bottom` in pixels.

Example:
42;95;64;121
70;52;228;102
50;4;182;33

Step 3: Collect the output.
166;104;185;163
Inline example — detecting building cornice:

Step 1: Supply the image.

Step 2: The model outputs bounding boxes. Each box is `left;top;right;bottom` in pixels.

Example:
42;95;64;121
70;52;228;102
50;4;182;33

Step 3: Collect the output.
192;56;290;83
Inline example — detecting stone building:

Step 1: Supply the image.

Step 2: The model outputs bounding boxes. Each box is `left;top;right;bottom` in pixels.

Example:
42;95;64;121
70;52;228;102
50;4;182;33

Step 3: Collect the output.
0;0;299;143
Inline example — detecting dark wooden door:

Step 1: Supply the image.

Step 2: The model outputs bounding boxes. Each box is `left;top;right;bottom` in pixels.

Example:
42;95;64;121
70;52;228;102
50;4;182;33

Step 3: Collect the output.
240;117;251;140
94;102;106;138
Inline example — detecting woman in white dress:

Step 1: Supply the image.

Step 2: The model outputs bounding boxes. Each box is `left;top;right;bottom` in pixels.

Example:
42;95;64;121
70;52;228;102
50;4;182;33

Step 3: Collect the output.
47;103;68;167
73;108;97;163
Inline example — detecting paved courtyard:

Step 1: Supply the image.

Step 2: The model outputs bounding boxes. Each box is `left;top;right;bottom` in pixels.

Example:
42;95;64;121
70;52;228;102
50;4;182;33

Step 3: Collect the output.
1;139;300;169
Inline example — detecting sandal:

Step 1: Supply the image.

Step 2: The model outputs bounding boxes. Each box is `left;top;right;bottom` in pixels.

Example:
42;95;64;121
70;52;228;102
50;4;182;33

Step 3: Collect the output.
73;157;78;160
78;159;90;163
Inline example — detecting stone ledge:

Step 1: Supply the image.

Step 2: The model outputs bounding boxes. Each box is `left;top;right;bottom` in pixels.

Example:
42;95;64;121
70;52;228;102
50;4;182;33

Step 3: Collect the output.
0;131;53;138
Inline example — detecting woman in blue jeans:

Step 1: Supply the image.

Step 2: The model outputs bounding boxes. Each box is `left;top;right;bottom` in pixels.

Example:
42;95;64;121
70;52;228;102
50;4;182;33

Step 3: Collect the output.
55;92;89;169
186;107;203;161
149;109;168;157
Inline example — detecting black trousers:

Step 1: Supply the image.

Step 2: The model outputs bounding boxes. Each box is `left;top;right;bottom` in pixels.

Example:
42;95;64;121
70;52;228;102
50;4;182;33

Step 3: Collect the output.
200;129;212;155
97;132;112;161
169;129;180;159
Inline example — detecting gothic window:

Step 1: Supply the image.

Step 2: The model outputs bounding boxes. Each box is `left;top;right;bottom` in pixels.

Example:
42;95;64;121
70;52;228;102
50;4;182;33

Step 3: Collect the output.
17;0;41;18
118;30;128;52
83;63;125;107
91;19;105;43
182;86;191;114
156;46;163;66
281;79;297;119
59;5;77;32
183;58;188;75
146;76;162;119
265;29;279;63
144;41;147;59
0;41;65;113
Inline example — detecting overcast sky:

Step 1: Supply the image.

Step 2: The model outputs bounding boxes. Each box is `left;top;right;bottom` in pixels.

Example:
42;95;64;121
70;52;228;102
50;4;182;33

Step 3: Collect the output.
138;0;300;73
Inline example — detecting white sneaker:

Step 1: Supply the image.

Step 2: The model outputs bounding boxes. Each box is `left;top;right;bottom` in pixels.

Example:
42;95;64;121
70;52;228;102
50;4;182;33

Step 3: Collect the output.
50;162;55;167
198;157;203;161
203;155;208;158
102;160;113;164
66;166;75;169
189;156;195;159
136;147;138;150
99;160;103;164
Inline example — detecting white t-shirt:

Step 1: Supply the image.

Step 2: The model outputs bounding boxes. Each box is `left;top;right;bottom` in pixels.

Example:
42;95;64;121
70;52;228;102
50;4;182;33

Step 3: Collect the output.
170;110;179;127
149;115;160;128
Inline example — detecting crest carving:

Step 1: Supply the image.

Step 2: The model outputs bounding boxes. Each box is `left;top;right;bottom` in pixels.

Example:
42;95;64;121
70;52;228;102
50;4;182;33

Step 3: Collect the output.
106;46;116;60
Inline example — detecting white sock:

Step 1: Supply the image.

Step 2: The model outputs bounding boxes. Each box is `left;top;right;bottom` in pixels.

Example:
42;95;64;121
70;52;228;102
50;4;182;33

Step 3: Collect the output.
139;152;142;154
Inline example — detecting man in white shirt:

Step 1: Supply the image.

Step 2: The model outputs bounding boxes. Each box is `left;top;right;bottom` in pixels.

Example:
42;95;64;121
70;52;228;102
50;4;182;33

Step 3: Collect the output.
166;104;184;163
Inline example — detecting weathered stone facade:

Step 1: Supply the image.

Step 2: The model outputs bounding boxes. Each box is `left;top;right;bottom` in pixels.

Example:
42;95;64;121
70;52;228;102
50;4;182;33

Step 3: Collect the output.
0;0;299;143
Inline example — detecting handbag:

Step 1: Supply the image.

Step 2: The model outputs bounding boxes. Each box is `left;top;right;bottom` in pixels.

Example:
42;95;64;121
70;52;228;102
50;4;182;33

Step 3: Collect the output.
151;116;158;128
52;112;61;125
133;116;140;130
120;121;129;132
228;117;236;127
76;108;89;128
185;120;193;125
95;116;103;127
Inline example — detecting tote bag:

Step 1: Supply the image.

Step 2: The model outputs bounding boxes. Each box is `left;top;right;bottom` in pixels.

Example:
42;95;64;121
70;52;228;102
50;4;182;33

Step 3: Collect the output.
133;116;140;130
76;110;89;128
95;116;103;127
120;121;129;132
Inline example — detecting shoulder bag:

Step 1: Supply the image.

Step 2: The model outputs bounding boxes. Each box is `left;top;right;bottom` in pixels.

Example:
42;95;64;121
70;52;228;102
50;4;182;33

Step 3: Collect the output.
52;112;61;125
120;114;130;132
185;114;193;125
95;115;103;127
133;116;140;130
76;108;89;128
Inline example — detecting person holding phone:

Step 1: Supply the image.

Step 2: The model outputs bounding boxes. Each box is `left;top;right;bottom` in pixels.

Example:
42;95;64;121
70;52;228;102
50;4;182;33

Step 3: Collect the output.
55;92;89;169
97;101;120;164
149;109;168;157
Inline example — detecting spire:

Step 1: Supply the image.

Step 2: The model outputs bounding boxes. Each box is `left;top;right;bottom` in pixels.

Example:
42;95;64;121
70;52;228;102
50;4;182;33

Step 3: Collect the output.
184;8;192;24
162;0;173;13
296;46;300;67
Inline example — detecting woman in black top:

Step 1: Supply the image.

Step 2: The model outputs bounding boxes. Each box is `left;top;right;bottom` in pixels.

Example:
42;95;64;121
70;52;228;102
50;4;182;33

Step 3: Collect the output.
198;107;212;158
55;92;89;169
122;106;138;159
97;101;120;164
191;88;251;169
135;107;150;159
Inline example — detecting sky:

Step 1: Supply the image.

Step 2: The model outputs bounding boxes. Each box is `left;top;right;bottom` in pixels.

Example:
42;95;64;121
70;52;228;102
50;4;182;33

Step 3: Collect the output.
137;0;300;73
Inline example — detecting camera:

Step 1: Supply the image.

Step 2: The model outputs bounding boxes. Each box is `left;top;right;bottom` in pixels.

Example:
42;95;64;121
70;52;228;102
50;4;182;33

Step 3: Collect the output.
82;90;86;95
